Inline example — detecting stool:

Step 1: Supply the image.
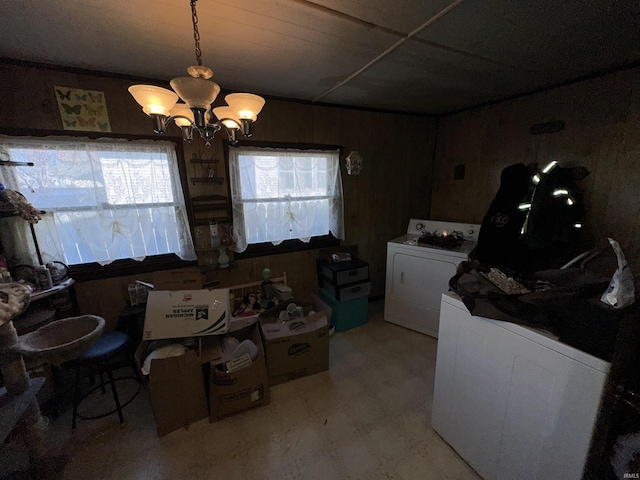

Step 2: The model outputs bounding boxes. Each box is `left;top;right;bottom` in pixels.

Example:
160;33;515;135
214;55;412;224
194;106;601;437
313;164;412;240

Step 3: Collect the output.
71;331;142;429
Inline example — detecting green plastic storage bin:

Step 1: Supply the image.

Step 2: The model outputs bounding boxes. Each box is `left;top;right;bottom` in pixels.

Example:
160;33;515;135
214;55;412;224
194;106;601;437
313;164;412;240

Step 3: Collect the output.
319;290;368;332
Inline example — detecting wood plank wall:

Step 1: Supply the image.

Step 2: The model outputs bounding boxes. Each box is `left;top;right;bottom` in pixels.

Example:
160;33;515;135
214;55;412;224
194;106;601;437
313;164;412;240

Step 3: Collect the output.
0;60;435;329
431;67;640;282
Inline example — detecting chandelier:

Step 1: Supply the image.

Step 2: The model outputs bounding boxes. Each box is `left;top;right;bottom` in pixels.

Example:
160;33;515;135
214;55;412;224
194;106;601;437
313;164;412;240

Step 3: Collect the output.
128;0;265;146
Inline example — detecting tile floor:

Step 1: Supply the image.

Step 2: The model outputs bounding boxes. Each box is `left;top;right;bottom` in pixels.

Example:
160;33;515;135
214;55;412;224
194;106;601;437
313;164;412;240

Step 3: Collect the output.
3;302;481;480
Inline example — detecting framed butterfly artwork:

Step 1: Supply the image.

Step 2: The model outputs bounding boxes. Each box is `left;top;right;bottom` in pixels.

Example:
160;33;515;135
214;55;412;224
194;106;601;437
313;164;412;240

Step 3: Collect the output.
54;86;112;133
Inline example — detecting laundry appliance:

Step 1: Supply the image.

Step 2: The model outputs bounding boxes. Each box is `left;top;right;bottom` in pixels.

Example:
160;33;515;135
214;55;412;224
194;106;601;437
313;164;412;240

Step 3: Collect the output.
384;219;480;338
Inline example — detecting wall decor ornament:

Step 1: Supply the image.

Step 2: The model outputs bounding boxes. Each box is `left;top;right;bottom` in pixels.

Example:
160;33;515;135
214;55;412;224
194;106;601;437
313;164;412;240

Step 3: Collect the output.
54;86;111;132
345;151;363;175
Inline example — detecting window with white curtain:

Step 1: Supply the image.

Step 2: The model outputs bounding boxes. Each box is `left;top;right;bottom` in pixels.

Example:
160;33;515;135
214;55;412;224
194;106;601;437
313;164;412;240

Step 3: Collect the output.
0;137;196;266
228;146;344;253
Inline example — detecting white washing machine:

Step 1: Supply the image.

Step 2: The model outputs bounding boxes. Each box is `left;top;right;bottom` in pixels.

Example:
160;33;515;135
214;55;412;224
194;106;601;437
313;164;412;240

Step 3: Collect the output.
432;292;609;480
384;219;480;338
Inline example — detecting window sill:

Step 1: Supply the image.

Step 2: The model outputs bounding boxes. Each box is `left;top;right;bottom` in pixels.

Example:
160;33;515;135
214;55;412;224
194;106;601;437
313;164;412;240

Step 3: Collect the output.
233;235;339;260
69;254;198;282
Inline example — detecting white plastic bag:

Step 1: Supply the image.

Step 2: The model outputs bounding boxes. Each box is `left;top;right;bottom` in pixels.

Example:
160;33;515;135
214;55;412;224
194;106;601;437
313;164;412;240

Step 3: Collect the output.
601;238;635;308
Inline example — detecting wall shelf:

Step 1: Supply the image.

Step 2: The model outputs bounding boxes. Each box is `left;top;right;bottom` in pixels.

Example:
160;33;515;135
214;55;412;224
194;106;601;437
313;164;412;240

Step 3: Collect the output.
191;195;231;231
189;151;220;184
190;158;219;164
190;177;224;185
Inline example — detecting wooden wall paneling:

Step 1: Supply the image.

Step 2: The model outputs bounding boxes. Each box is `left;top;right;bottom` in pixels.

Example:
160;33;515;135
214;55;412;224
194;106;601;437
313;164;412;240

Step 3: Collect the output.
308;105;437;298
310;104;342;145
463;105;505;223
536;74;633;257
0;61;165;136
410;115;437;221
216;251;318;299
341;109;373;247
75;271;154;330
396;117;430;205
364;112;435;296
475;96;541;220
0;63;67;131
431;66;640;279
350;110;376;290
603;77;640;273
380;113;408;231
252;99;315;144
432;111;484;222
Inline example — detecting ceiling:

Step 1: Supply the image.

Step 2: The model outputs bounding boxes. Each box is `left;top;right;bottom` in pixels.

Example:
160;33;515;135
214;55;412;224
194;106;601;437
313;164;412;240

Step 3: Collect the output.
2;0;640;115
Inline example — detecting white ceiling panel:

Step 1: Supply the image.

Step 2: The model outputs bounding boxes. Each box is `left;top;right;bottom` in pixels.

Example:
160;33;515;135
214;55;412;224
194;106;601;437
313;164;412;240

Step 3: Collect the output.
303;0;457;33
319;39;542;113
414;0;640;77
0;0;638;114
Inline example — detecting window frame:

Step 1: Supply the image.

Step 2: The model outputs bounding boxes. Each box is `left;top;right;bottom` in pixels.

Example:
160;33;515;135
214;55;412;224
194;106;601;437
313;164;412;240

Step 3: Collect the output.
224;140;341;259
0;128;198;280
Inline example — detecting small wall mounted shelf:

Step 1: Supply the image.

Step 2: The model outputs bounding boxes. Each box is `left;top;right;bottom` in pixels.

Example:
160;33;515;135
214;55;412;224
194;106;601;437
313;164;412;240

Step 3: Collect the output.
189;151;222;185
191;195;230;225
190;177;224;185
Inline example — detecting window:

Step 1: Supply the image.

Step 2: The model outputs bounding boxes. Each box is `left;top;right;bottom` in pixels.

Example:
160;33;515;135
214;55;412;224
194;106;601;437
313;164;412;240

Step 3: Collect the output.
0;137;196;266
228;146;344;253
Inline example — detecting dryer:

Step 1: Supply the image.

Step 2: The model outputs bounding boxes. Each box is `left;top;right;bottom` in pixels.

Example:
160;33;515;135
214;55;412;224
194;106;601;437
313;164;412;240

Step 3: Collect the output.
384;219;480;338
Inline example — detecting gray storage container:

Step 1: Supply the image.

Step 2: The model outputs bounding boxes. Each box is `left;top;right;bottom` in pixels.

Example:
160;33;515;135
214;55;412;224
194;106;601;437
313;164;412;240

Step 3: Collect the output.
317;258;369;286
319;276;370;301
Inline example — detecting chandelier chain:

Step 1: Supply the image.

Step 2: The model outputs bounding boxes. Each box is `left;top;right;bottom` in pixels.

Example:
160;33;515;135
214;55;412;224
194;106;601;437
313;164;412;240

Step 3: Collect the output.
190;0;202;66
127;0;265;145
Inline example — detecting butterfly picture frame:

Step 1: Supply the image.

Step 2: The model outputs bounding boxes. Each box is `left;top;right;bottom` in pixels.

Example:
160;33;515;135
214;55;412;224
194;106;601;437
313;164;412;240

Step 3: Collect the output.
55;86;111;132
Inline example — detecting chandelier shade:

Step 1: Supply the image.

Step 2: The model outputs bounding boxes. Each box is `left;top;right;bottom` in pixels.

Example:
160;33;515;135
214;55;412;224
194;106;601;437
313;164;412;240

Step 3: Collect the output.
225;93;265;121
127;0;265;146
128;85;178;117
212;106;241;129
169;75;221;110
169;103;196;127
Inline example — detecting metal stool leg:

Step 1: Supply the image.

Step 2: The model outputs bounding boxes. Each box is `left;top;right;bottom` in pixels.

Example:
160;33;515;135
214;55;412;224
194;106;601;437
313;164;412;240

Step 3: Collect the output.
105;364;124;424
128;352;144;386
70;332;140;429
72;364;81;430
99;371;107;394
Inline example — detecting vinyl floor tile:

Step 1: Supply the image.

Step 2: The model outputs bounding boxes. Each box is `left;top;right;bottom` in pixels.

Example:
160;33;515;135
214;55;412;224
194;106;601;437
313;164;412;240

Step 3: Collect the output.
2;301;481;480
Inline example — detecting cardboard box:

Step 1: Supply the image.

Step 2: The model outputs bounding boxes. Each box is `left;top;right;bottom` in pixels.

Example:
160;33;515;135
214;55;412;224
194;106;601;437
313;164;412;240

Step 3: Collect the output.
209;324;270;421
259;295;331;386
143;288;230;340
152;268;203;291
133;269;231;435
198;326;247;365
135;344;208;437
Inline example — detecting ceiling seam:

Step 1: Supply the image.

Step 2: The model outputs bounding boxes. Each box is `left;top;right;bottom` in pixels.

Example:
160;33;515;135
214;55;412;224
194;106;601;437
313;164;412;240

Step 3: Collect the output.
312;0;467;102
293;0;537;74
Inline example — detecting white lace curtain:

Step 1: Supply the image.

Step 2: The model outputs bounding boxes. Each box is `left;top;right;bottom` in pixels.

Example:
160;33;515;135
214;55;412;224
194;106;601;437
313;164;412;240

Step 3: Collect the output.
0;137;196;266
228;147;344;253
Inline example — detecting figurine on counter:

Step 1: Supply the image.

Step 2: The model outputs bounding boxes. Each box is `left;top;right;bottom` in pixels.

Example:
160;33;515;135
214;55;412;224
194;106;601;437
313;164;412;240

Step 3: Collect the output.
260;268;276;309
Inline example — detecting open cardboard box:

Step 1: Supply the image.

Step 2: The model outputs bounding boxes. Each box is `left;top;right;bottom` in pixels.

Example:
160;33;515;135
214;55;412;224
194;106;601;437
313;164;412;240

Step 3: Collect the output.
143;288;230;340
209;323;270;421
135;267;230;436
134;343;208;437
259;294;331;386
